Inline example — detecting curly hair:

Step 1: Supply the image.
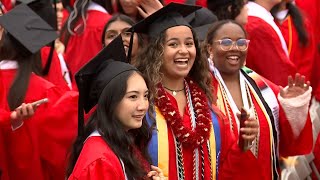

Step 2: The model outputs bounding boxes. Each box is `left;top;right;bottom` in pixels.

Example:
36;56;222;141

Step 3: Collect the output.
136;27;215;103
208;0;245;21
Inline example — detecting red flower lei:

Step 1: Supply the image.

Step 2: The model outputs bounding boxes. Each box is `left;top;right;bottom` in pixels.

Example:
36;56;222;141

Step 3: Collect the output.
155;78;212;149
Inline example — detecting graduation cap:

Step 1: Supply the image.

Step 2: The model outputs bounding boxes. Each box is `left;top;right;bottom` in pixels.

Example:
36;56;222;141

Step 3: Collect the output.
75;35;137;136
185;8;217;41
126;2;201;62
0;3;58;53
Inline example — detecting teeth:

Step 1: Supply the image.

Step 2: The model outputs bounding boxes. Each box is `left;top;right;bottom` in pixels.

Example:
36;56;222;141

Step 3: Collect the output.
227;56;239;60
174;58;188;62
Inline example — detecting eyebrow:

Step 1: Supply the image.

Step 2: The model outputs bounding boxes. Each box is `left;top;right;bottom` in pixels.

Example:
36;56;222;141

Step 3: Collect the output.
166;37;194;43
126;90;149;94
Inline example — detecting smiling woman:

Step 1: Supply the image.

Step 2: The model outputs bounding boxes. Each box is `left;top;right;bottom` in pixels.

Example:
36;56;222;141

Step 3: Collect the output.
205;20;313;179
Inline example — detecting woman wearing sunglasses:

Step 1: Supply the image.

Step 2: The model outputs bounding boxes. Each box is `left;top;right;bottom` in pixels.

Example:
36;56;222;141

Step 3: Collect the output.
205;20;313;179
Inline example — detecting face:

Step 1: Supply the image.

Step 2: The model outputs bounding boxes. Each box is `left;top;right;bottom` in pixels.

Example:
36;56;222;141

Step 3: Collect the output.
119;0;139;18
54;2;64;31
104;20;139;61
207;23;248;75
115;72;149;131
162;26;196;80
235;1;248;25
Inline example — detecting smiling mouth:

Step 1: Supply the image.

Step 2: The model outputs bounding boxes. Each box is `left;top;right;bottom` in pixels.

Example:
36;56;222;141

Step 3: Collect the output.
132;115;144;120
226;55;240;65
174;58;189;65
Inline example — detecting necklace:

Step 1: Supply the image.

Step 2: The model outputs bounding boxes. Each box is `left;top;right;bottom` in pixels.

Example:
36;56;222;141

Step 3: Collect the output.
163;86;185;96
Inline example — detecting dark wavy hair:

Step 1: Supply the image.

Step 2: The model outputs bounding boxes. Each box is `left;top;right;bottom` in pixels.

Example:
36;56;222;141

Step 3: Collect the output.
271;2;309;47
0;32;41;110
136;26;215;103
61;0;113;47
101;13;143;48
66;70;152;179
208;0;245;21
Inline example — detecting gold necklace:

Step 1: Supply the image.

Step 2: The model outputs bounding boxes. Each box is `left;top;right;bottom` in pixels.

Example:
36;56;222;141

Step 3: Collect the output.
163;86;185;96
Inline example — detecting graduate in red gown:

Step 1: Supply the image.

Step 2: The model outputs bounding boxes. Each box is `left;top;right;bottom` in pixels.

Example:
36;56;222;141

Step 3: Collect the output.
67;36;164;180
61;0;112;85
133;3;261;179
245;0;297;87
0;4;78;180
205;20;313;179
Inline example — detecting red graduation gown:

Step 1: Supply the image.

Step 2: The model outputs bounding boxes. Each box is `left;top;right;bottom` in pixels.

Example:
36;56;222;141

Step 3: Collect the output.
0;68;78;180
212;71;313;180
68;136;126;180
295;0;320;101
154;84;262;179
41;46;70;92
64;10;111;85
275;15;316;94
245;16;297;87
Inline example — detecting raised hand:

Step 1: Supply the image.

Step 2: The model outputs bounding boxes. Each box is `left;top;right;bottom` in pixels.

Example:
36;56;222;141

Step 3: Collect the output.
136;0;163;18
280;73;310;99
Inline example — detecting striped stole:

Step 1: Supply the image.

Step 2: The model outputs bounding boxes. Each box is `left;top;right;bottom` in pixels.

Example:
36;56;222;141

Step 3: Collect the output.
146;106;221;179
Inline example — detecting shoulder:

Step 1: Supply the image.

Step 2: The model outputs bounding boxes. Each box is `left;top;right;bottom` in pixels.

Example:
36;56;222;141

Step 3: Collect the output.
70;136;124;179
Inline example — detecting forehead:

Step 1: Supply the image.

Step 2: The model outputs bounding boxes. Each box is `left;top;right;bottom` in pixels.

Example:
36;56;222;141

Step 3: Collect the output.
165;25;193;39
107;20;131;31
215;23;246;39
126;72;147;90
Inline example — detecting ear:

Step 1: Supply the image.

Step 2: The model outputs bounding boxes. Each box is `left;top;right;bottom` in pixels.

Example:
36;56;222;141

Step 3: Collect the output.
227;5;232;13
207;44;214;58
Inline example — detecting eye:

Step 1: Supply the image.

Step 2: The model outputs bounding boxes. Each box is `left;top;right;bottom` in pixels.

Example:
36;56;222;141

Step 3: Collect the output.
236;39;248;46
185;41;194;47
106;32;117;39
122;31;132;37
168;42;178;48
129;95;138;99
220;39;233;46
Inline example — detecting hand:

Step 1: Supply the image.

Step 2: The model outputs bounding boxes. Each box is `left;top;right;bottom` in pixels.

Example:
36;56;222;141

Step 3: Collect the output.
280;73;310;99
237;112;259;144
10;103;36;121
137;0;163;18
147;165;166;180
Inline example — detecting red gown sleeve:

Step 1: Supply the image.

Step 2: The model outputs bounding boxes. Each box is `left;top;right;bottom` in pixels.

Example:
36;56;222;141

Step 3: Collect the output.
245;17;297;87
262;77;313;156
0;109;10;127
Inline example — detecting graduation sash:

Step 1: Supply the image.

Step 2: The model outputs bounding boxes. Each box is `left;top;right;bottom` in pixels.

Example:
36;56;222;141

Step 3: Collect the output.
146;106;221;179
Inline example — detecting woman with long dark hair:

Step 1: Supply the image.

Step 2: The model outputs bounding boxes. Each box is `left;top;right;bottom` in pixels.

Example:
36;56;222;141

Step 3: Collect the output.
67;36;164;179
61;0;112;83
0;4;78;180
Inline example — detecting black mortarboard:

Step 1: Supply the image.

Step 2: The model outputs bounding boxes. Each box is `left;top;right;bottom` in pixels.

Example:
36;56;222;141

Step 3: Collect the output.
186;8;218;41
16;0;36;4
126;2;201;62
75;35;137;136
129;3;201;37
0;4;58;53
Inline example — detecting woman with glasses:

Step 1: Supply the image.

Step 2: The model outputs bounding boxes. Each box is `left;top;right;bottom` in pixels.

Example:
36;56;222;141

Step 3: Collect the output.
205;20;313;179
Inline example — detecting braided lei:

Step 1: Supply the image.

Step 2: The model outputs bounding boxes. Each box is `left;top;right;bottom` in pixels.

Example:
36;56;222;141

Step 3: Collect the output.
155;78;212;149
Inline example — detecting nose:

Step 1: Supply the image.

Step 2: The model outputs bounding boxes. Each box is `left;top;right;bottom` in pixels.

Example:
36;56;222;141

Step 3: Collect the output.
179;45;188;54
137;98;149;112
230;42;238;51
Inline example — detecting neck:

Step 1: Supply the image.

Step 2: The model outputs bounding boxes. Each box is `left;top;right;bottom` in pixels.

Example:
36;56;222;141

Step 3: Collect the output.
162;76;185;91
220;71;240;83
